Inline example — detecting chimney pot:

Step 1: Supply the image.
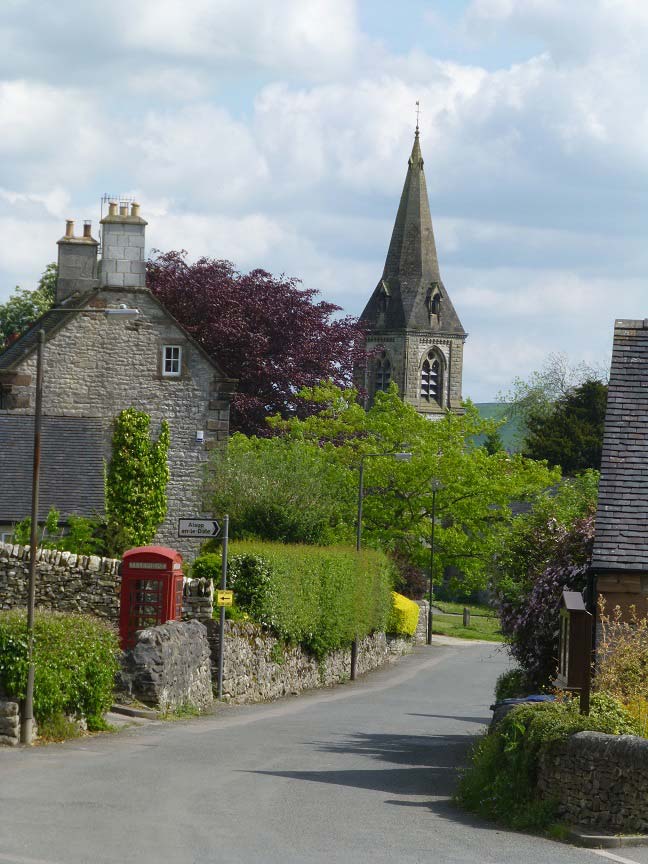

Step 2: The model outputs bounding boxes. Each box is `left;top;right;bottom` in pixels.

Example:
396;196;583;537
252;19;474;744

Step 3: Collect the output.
119;203;128;217
83;220;92;238
131;202;140;218
108;201;118;216
65;219;74;238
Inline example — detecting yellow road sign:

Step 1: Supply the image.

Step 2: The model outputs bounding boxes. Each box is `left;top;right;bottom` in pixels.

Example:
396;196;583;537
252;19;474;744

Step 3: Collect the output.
216;590;234;607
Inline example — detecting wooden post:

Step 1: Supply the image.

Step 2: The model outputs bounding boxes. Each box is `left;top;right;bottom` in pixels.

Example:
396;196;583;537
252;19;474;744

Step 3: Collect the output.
463;607;470;628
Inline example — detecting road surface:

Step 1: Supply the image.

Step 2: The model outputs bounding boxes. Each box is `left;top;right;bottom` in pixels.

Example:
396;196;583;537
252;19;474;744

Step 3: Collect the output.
1;640;646;864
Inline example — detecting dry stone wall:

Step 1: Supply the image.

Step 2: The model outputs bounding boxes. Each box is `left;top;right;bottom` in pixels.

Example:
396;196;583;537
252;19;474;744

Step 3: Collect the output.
0;699;20;746
206;620;415;704
118;620;213;712
0;541;121;620
538;731;648;833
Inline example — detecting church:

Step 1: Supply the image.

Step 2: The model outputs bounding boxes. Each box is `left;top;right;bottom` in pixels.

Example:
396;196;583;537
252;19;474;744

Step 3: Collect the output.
358;125;466;417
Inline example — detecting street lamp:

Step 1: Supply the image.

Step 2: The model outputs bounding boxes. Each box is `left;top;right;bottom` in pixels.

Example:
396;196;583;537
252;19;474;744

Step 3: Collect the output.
427;479;443;646
21;305;139;745
351;449;412;680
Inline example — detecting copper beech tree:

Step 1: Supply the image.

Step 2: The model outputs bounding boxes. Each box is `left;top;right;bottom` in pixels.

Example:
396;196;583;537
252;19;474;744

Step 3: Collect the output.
147;251;368;435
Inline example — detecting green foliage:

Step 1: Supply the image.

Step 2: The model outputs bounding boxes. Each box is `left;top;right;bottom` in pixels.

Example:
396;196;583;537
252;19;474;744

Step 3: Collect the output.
0;610;120;727
386;591;420;636
8;507;106;556
191;554;222;581
0;264;56;346
227;541;394;658
596;601;648;709
494;668;534;701
456;694;640;829
432;613;502;642
523;380;607;474
105;408;170;554
230;383;558;596
492;470;599;606
38;713;84;742
208;432;355;545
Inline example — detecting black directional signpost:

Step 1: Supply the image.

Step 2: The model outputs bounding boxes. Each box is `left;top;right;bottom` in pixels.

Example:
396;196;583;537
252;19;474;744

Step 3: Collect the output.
177;518;221;539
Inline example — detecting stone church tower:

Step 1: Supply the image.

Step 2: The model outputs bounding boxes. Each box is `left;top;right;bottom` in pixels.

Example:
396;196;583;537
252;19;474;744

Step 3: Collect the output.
359;127;466;417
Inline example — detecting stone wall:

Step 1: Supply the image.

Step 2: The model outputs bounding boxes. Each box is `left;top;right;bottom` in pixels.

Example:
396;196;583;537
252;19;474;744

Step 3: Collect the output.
118;619;213;712
206;620;415;704
0;541;121;620
538;731;648;833
0;699;20;746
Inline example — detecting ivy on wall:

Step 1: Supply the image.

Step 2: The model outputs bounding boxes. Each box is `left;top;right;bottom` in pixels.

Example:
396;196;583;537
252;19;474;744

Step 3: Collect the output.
105;408;170;554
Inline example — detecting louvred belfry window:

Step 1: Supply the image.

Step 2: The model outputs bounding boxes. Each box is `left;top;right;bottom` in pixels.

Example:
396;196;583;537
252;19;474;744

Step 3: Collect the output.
421;351;443;405
375;353;391;392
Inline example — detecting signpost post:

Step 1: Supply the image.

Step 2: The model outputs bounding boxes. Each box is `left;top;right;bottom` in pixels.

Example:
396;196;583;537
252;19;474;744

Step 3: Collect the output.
217;514;229;700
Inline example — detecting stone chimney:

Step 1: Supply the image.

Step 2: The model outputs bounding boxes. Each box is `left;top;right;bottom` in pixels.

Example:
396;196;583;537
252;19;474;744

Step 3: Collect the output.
56;219;99;303
99;201;147;289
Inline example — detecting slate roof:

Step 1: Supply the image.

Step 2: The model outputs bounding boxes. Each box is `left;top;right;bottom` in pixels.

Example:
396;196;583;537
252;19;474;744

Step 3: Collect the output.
0;415;106;522
0;294;85;371
360;129;465;336
592;319;648;572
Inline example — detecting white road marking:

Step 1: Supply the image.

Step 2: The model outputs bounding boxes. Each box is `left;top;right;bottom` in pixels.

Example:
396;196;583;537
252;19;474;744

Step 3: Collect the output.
590;849;642;864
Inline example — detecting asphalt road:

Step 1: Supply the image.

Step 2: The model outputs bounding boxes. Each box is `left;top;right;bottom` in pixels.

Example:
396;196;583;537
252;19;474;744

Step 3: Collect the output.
1;641;647;864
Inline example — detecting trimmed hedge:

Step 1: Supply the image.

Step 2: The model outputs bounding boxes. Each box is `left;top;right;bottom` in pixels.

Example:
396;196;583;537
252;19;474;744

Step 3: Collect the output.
0;610;120;729
387;592;420;636
227;541;394;658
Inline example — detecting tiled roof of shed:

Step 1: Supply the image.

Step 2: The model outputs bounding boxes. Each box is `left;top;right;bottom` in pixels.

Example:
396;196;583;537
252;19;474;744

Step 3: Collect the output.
592;319;648;572
0;415;106;522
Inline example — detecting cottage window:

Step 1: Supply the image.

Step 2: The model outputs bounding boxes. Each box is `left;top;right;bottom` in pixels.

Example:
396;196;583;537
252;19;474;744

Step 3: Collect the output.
162;345;182;377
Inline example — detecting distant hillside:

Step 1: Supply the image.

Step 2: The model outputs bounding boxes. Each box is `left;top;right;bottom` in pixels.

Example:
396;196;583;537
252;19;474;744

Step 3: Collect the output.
473;403;523;453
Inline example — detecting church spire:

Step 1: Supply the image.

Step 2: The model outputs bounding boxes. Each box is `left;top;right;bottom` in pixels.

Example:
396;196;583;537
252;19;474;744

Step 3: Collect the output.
361;127;465;335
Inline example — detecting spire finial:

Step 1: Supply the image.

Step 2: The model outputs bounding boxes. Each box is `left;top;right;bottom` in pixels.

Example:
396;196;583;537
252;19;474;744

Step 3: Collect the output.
415;100;420;135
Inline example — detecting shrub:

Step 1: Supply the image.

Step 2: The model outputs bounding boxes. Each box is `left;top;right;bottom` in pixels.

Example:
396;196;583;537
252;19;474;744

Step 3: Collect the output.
0;610;120;729
456;693;640;829
498;515;594;688
596;599;648;703
387;592;420;637
191;554;222;581
227;541;394;658
494;668;534;702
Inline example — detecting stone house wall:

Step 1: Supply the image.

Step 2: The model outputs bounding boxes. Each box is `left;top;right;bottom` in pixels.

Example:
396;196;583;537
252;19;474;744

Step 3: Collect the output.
0;289;234;558
538;731;648;833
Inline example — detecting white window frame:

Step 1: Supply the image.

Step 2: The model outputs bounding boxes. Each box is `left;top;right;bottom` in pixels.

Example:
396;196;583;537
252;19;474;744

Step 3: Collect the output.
162;345;182;377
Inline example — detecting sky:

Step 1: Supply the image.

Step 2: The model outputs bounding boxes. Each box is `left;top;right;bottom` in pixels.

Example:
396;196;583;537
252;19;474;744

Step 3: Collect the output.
1;0;647;401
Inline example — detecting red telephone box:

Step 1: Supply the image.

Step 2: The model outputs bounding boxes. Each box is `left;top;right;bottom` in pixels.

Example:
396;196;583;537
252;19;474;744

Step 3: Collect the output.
119;546;184;649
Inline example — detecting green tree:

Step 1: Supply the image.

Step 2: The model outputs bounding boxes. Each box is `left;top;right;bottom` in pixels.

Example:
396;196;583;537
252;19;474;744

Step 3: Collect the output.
210;383;559;594
105;409;170;554
523;379;607;473
0;264;56;346
207;433;355;545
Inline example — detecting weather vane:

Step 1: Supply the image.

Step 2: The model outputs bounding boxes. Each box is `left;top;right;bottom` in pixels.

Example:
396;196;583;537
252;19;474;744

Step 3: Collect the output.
415;100;421;133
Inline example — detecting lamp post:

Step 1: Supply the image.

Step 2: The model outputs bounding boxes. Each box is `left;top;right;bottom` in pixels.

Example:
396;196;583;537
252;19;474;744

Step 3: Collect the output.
427;479;443;646
20;305;139;745
351;449;412;680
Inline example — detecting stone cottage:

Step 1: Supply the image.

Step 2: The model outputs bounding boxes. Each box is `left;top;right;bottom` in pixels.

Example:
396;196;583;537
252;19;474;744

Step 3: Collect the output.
357;125;466;416
591;318;648;624
0;202;236;556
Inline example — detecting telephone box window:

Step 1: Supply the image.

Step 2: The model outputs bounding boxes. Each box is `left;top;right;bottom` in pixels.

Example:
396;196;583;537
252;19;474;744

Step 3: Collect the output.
163;345;182;377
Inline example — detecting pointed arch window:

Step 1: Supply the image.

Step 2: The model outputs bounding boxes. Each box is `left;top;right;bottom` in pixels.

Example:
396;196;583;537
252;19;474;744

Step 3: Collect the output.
426;283;441;319
420;350;443;405
375;352;391;393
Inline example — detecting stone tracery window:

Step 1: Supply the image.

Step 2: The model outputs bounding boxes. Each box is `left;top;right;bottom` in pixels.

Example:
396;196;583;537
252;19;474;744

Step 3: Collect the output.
420;349;443;405
375;352;391;393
